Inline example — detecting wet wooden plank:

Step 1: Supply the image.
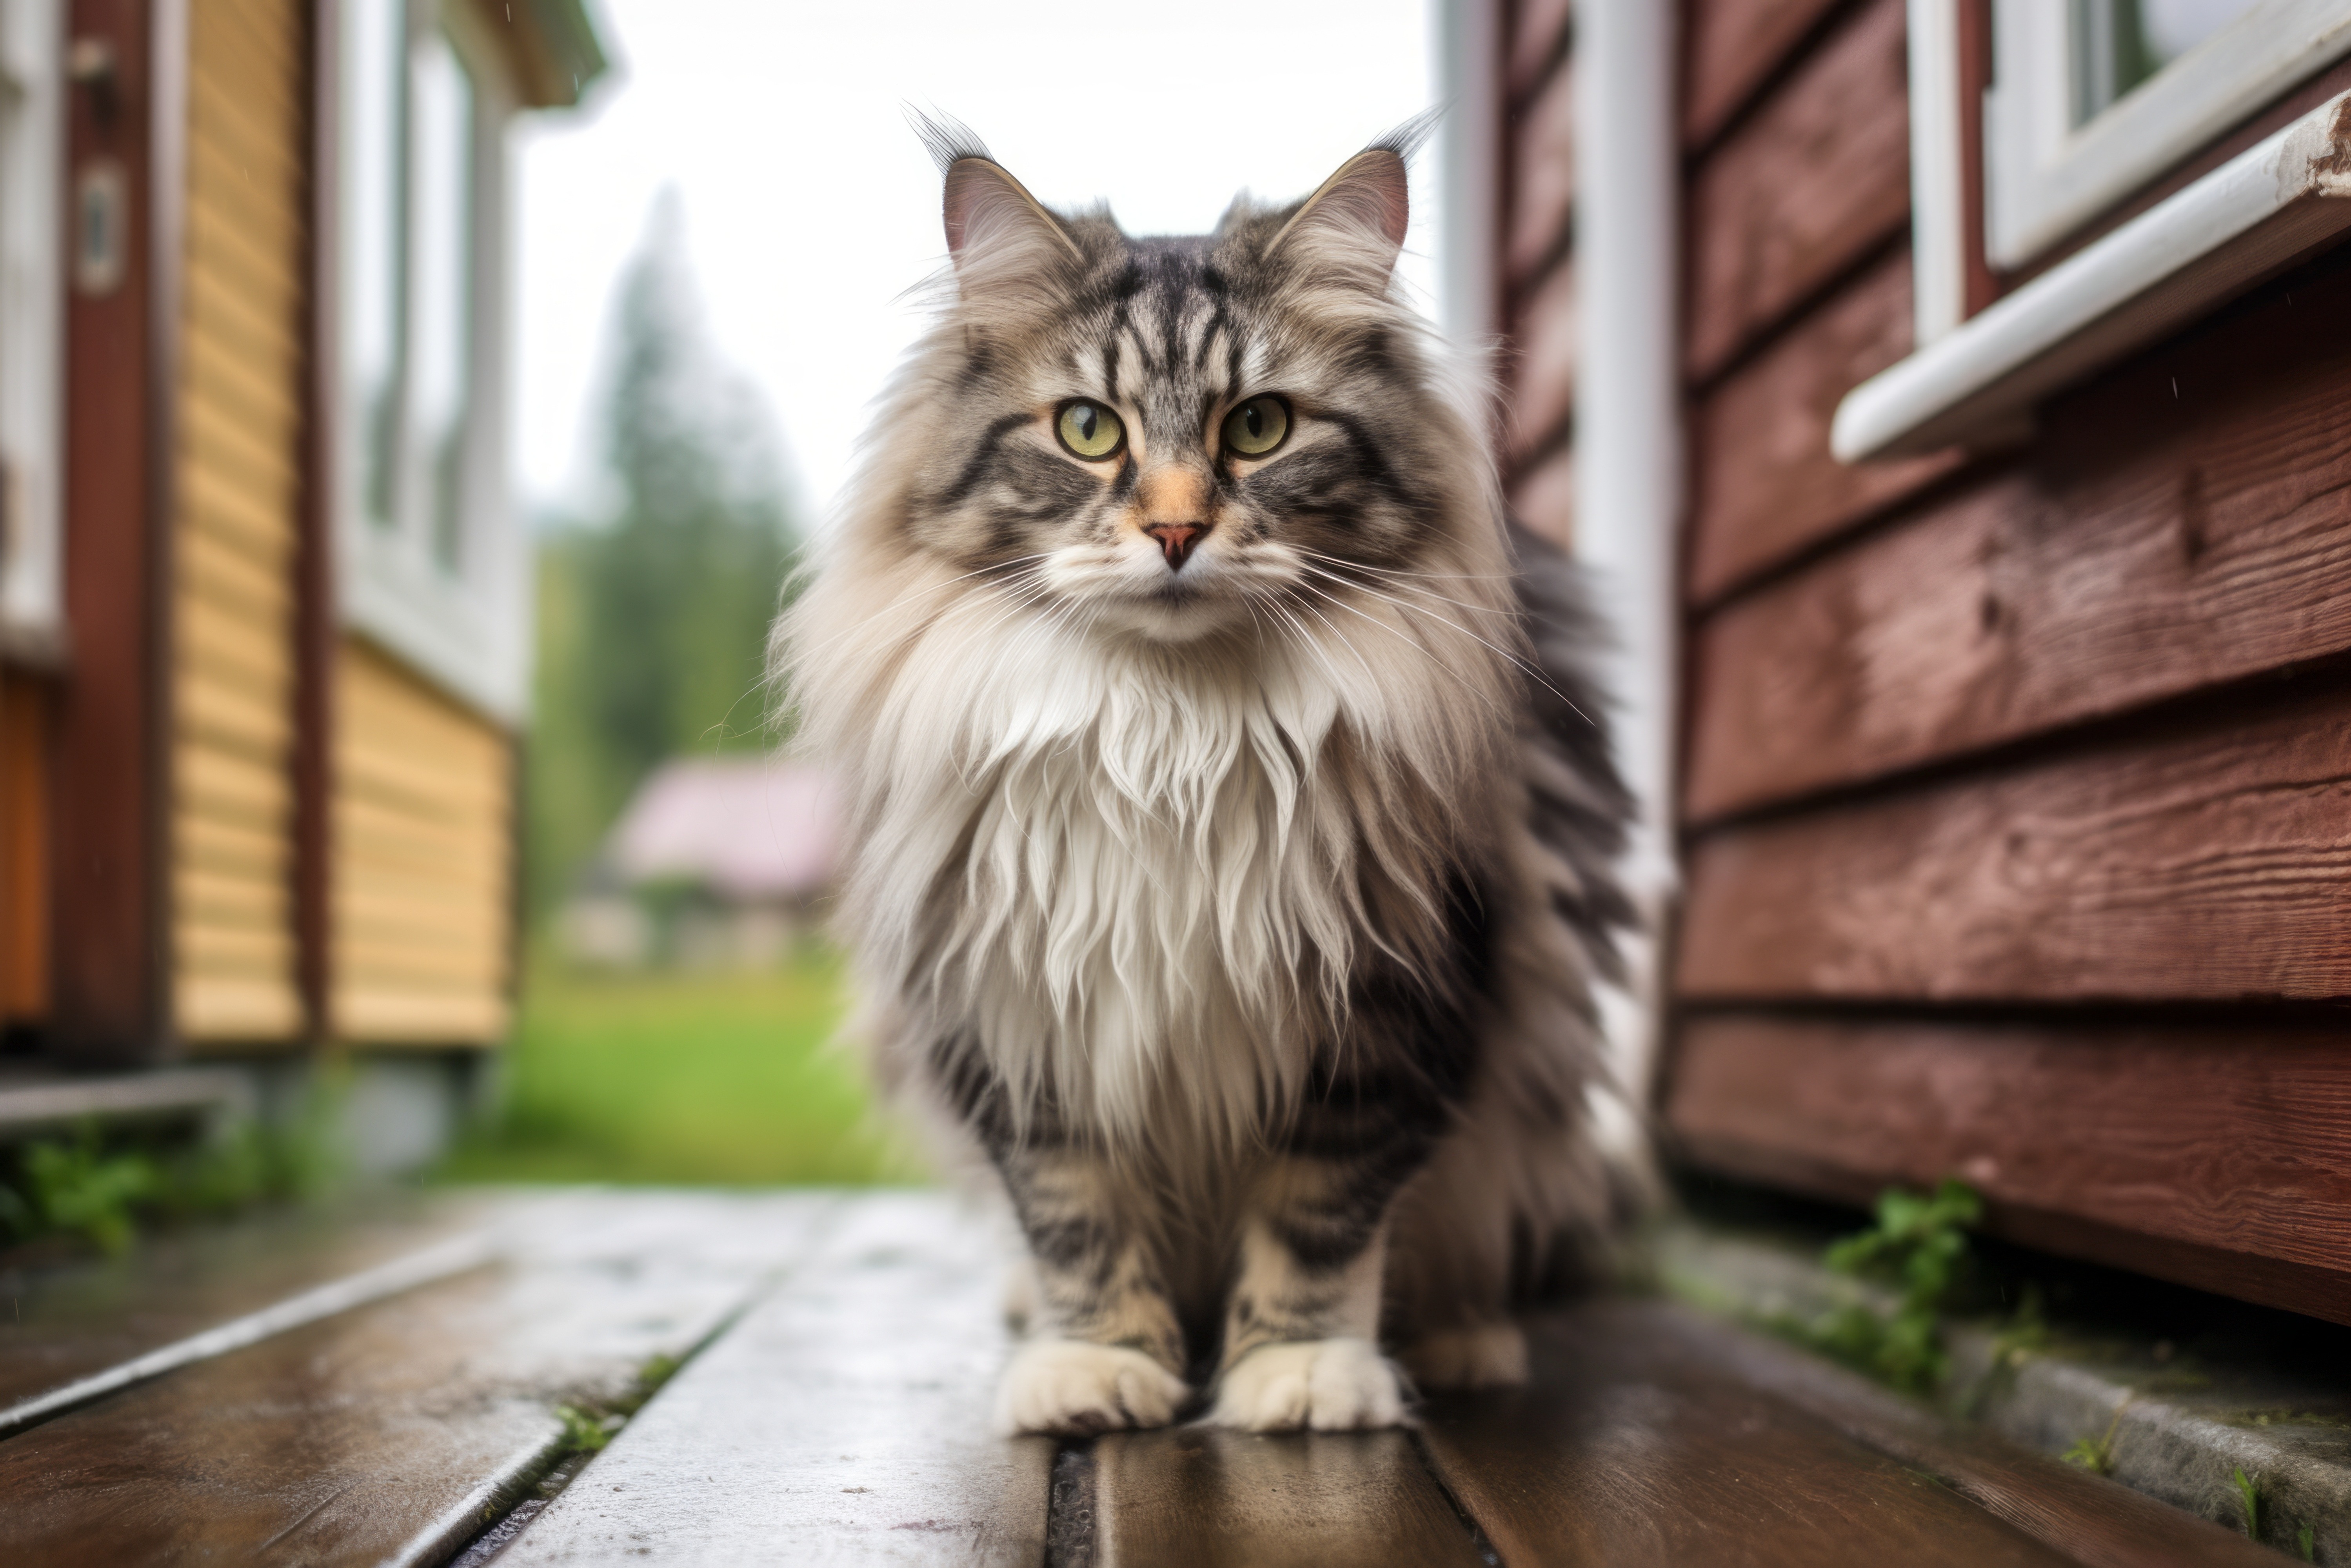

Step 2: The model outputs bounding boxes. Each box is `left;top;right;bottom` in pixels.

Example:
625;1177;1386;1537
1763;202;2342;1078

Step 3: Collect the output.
1654;1300;2303;1568
1419;1298;2084;1567
1094;1426;1486;1568
499;1191;1053;1567
1685;246;1964;608
0;1191;497;1417
1678;681;2351;1006
0;1191;836;1567
1685;252;2351;821
1683;0;1848;148
1685;0;1910;382
1667;1016;2351;1327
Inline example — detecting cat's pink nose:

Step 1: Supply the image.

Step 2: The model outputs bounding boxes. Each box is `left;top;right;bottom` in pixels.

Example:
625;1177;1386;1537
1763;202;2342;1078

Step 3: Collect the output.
1144;522;1206;571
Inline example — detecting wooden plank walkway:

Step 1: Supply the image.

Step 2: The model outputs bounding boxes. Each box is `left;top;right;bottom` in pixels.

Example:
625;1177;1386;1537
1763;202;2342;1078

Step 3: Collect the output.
0;1191;2286;1566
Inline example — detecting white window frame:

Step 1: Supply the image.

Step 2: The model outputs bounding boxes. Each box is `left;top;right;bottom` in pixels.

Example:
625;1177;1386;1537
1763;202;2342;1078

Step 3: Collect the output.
0;0;63;660
333;0;525;722
1837;2;2351;462
1986;0;2351;269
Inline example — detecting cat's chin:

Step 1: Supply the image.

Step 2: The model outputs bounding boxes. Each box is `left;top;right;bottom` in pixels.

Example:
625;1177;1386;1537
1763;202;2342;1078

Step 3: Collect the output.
1088;588;1252;645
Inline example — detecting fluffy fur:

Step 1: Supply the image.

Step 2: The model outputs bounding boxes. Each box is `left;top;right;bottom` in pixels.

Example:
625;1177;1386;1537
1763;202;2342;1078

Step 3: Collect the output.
778;118;1637;1435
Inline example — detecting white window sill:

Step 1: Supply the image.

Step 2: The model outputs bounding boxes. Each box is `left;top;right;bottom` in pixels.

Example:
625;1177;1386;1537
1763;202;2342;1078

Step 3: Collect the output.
340;526;524;725
1833;87;2351;464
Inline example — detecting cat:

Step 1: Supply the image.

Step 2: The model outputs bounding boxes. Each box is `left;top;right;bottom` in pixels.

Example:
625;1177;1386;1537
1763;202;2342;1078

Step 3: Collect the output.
778;116;1638;1436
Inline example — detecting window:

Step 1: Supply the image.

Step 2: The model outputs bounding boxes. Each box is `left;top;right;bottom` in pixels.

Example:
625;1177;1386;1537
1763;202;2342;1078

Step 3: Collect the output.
1986;0;2351;267
1835;0;2351;461
336;0;520;719
0;0;61;656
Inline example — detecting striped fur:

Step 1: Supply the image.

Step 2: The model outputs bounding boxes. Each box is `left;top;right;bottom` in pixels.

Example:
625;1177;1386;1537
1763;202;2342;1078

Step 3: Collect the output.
778;123;1637;1434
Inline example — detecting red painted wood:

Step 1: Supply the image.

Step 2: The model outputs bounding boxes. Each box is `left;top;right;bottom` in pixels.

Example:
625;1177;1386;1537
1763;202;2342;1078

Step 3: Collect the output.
1506;67;1574;291
1507;0;1573;105
1682;0;1850;148
1684;246;1962;606
1684;0;1911;382
1668;1015;2351;1325
55;0;172;1059
1506;257;1577;462
1684;250;2351;823
1679;680;2351;1006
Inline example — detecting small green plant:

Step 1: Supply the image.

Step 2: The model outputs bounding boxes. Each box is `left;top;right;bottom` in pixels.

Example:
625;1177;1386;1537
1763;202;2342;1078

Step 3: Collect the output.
2298;1522;2316;1561
1782;1179;1983;1394
2231;1465;2262;1540
555;1404;620;1453
2062;1403;2128;1477
1;1093;344;1258
20;1127;159;1255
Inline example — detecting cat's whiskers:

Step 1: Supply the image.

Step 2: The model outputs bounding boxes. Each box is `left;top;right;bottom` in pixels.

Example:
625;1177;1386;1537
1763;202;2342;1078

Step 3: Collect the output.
1296;564;1592;725
1285;575;1513;725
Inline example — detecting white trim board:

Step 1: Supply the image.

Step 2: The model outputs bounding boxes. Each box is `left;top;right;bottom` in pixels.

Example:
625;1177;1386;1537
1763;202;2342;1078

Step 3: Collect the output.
1833;85;2351;463
1986;0;2351;268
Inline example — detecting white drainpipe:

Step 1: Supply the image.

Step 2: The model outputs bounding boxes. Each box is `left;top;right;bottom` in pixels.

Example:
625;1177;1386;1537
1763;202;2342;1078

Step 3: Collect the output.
1572;0;1683;1122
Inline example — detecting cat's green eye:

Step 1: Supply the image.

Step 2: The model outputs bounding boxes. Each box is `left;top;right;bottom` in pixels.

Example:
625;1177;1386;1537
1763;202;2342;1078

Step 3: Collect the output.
1223;396;1290;458
1056;400;1125;460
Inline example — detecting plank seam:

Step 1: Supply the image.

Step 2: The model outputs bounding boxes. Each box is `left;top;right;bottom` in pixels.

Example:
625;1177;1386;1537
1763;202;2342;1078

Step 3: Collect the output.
0;1231;496;1438
1408;1425;1507;1566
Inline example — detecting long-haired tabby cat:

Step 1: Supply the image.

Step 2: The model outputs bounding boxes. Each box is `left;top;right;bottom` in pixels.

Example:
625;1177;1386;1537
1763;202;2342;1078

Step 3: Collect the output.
779;118;1636;1435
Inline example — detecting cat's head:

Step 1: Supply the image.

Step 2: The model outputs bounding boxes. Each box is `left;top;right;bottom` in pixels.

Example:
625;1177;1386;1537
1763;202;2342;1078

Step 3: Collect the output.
873;119;1483;645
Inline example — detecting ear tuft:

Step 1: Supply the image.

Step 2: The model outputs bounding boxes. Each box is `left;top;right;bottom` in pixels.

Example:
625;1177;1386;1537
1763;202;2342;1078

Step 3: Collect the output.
939;156;1083;270
1270;131;1424;283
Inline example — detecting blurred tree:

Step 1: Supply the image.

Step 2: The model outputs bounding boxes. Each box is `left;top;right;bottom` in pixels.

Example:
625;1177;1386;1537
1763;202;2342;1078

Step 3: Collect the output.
527;192;799;915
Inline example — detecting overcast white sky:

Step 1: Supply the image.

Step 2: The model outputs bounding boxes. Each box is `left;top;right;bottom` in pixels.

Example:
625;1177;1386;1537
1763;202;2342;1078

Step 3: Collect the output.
512;0;1443;526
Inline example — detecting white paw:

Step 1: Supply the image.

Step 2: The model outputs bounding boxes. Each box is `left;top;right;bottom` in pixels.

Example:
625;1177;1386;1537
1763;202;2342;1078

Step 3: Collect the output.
1209;1338;1407;1432
1398;1322;1529;1391
994;1339;1190;1436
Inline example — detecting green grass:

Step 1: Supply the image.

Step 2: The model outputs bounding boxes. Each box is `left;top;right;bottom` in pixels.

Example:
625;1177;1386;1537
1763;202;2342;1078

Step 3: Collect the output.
440;949;923;1186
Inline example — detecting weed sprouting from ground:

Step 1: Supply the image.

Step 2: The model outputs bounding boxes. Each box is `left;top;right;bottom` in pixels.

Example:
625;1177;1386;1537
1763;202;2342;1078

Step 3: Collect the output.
0;1107;340;1258
1771;1178;1984;1395
2231;1466;2262;1540
2062;1402;2128;1476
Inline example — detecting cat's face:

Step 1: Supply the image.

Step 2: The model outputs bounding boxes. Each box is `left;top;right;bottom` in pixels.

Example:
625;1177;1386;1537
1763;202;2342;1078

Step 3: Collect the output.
890;143;1461;644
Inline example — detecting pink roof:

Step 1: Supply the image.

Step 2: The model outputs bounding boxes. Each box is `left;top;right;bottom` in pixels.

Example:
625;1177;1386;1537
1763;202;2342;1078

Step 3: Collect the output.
605;758;841;901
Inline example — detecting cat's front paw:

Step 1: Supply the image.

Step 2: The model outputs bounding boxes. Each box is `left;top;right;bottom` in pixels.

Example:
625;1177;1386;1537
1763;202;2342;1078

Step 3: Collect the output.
1209;1337;1406;1432
995;1339;1190;1436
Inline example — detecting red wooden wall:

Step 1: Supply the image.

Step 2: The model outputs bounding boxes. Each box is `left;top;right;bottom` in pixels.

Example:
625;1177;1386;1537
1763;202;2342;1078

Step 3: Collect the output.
1653;0;2351;1324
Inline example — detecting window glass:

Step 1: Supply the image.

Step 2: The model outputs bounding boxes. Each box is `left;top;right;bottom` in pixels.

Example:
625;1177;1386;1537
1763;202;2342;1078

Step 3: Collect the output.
2070;0;2265;122
408;30;473;575
341;0;403;529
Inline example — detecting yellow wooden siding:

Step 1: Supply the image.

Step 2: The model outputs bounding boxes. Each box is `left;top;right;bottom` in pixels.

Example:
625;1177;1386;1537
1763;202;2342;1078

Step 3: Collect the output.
332;639;514;1045
172;0;307;1045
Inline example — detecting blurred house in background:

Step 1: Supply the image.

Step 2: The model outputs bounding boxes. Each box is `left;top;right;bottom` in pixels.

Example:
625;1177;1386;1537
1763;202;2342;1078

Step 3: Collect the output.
1456;0;2351;1328
0;0;603;1170
562;758;839;970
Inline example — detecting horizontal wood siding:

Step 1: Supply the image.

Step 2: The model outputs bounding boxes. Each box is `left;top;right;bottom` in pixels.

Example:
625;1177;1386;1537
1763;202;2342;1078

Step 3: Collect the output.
1681;0;1849;148
172;0;305;1045
1684;248;2351;823
331;640;512;1045
1668;0;2351;1316
1500;2;1577;548
1681;682;2351;1005
1683;0;1909;383
1668;1016;2351;1324
1685;247;1963;605
1506;65;1574;290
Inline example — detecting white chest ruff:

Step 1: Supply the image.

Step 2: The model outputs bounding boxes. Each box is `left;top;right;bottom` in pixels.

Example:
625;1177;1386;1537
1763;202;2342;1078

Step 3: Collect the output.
850;612;1374;1141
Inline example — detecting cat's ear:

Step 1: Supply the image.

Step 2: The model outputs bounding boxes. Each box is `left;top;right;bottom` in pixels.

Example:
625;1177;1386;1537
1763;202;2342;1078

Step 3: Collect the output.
943;157;1083;274
1270;117;1435;288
